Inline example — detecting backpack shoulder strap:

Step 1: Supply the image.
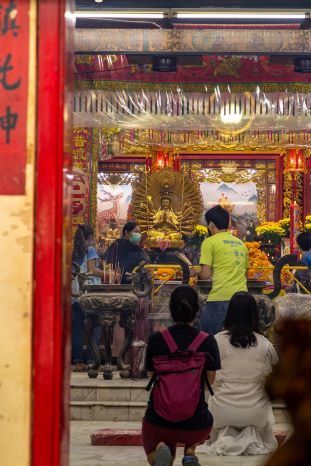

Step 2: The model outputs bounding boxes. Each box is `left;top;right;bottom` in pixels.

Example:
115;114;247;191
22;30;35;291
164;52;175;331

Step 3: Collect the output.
161;328;179;354
188;331;209;352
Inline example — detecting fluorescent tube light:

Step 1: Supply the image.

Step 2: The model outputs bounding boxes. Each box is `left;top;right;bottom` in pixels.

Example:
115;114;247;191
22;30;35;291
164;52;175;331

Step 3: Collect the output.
176;12;305;20
75;11;164;19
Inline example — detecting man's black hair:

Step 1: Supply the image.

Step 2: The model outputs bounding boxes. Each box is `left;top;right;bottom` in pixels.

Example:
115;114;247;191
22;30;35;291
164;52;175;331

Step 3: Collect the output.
205;205;229;230
296;232;311;252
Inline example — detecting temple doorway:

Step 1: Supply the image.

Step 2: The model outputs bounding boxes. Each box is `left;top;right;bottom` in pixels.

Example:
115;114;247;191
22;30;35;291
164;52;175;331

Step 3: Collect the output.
66;5;311;465
30;2;311;466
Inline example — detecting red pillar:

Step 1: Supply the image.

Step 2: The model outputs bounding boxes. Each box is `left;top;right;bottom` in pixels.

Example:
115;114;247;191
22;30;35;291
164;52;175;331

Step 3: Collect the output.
32;2;74;466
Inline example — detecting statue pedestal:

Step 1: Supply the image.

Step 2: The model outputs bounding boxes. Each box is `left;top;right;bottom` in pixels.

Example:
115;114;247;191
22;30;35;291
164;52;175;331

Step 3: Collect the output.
79;285;138;380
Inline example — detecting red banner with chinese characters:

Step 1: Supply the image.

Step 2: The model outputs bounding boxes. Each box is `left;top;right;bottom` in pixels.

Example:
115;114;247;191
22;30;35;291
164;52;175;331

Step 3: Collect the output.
72;127;91;230
0;0;30;194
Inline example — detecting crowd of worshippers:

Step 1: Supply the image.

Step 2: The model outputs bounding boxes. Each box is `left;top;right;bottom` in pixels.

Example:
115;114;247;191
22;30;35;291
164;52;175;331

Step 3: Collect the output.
71;205;309;466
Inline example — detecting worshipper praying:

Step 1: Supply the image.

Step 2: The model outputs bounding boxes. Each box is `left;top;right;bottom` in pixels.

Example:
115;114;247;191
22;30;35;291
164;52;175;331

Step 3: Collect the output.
198;291;278;456
71;223;107;371
199;205;249;335
142;285;220;466
105;221;148;283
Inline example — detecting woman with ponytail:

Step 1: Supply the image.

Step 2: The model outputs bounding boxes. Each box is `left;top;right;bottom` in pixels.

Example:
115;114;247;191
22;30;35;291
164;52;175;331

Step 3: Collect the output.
142;285;220;466
71;224;106;371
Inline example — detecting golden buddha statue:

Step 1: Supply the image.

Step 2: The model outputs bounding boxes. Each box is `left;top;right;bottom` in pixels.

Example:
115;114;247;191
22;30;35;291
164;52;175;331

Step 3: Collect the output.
131;168;203;247
152;196;180;233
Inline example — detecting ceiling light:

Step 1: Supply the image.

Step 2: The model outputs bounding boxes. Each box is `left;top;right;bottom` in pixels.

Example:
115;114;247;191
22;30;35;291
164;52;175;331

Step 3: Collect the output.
75;11;164;19
220;109;243;124
176;12;306;20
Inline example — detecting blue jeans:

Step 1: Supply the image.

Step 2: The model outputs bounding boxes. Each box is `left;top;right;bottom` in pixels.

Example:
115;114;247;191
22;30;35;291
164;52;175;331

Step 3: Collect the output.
200;301;230;335
72;302;100;364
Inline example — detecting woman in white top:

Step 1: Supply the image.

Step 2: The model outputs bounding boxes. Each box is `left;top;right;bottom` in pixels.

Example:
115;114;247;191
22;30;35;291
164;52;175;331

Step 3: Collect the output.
198;291;278;456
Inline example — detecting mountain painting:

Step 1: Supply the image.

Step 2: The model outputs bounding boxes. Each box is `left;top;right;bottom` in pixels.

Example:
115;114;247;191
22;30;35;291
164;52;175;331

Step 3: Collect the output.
200;181;258;239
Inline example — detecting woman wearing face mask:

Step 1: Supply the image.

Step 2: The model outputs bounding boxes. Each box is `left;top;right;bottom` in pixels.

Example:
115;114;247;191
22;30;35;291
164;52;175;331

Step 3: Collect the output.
105;221;148;284
72;224;107;371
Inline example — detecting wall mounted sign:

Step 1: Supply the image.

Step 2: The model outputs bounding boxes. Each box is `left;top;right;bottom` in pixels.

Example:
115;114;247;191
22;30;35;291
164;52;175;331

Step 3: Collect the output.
0;0;29;194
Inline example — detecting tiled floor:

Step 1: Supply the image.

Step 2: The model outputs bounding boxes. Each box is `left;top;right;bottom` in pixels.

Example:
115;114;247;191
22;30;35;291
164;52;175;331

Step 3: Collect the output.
70;421;278;466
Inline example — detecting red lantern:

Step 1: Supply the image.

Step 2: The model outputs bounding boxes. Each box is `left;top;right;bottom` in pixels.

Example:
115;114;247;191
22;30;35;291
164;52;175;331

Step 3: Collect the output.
156;151;164;168
287;149;305;172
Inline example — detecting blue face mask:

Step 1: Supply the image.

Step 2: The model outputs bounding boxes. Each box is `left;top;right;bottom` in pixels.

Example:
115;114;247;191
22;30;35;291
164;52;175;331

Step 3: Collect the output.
130;232;141;244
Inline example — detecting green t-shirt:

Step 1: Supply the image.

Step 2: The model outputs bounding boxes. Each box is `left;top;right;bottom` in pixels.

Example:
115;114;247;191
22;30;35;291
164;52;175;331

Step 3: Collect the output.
200;231;248;302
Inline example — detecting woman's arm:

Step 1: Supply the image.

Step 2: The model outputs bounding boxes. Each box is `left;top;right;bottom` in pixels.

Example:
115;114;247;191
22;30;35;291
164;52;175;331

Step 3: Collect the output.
87;258;105;278
207;370;216;385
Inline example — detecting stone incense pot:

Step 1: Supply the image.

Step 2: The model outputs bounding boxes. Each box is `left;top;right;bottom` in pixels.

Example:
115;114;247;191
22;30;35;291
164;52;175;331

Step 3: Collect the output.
80;284;138;380
79;266;153;380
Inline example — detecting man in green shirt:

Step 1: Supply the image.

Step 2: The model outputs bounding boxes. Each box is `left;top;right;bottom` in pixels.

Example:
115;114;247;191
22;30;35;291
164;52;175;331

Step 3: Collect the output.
199;205;249;334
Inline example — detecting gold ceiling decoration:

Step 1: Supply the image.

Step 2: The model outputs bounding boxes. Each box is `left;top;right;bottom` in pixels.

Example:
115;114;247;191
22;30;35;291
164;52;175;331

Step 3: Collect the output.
120;138;287;155
76;80;311;94
92;127;311;154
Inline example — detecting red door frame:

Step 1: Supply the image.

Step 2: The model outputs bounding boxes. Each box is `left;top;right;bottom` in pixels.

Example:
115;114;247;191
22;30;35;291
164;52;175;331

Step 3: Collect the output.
32;1;74;466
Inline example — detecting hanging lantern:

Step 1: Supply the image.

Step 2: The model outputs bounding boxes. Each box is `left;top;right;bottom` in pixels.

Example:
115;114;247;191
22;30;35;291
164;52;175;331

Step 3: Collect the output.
146;149;181;171
286;149;306;172
156;150;165;168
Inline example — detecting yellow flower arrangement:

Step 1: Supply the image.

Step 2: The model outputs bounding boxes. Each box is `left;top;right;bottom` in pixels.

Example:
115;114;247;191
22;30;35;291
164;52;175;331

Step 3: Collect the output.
278;217;290;237
305;215;311;232
278;218;290;229
245;241;273;281
155;267;177;281
256;222;286;237
245;241;291;285
255;222;285;243
193;224;208;236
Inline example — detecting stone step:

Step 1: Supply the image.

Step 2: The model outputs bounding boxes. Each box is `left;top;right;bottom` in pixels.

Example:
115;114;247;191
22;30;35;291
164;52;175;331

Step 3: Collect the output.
70;373;290;423
70;400;147;421
70;399;290;423
71;384;149;402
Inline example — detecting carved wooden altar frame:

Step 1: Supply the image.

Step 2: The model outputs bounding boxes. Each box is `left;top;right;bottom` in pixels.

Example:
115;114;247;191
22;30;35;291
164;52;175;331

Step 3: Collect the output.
99;152;285;222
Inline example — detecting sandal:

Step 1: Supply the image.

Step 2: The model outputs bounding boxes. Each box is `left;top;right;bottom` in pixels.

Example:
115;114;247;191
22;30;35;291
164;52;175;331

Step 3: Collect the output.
154;445;172;466
182;455;201;466
72;363;88;372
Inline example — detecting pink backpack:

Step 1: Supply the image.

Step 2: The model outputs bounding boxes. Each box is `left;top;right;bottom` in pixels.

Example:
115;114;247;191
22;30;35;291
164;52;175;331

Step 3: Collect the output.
147;328;213;423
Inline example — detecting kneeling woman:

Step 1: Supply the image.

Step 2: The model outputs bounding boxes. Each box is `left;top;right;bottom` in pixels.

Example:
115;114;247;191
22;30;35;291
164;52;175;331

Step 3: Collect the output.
198;292;278;456
142;286;220;466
